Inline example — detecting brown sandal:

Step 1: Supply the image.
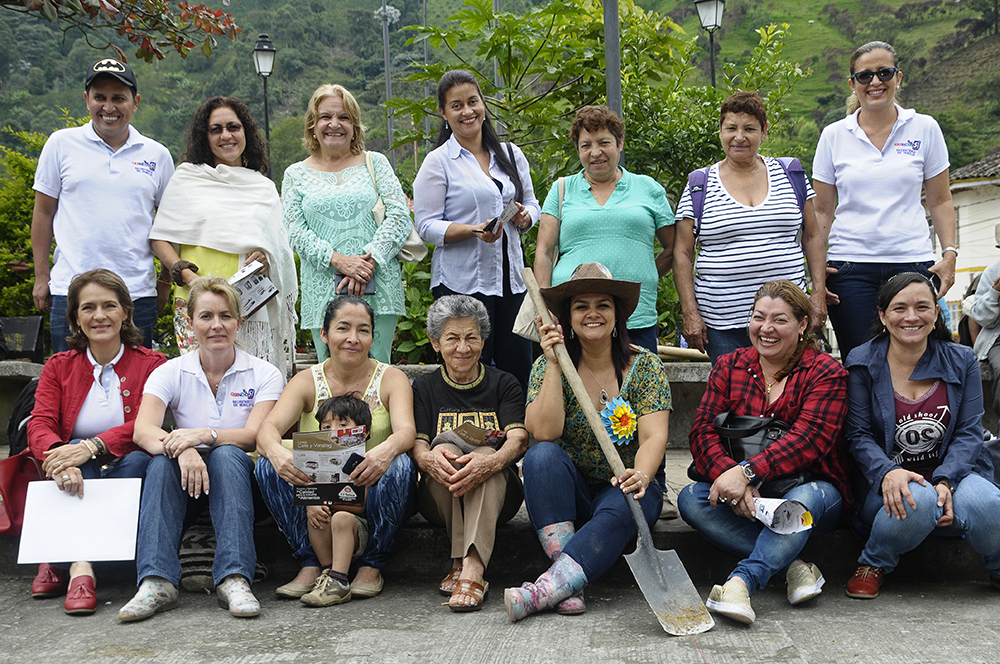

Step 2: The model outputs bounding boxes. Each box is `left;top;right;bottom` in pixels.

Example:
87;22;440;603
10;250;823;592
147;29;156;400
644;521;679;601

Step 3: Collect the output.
448;580;488;612
438;564;463;596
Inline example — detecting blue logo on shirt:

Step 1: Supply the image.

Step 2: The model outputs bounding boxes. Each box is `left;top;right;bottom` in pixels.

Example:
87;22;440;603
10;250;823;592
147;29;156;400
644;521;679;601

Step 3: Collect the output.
132;160;157;176
230;387;256;408
893;140;921;156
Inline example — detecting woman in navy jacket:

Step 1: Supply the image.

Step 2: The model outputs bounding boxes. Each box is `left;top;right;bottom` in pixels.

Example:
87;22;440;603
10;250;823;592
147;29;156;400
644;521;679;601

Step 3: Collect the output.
844;272;999;599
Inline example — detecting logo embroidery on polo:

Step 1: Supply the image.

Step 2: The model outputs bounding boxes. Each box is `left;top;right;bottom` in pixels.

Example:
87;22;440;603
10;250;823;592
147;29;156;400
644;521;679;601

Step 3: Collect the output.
893;139;921;156
132;160;157;176
92;58;126;74
230;387;257;408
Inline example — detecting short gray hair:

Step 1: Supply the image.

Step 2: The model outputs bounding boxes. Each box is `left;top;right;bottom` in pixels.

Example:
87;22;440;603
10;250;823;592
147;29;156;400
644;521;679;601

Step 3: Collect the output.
426;295;491;341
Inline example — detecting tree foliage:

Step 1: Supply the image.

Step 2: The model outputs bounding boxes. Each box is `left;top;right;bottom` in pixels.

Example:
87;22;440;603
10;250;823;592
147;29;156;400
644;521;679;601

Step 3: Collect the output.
0;0;240;62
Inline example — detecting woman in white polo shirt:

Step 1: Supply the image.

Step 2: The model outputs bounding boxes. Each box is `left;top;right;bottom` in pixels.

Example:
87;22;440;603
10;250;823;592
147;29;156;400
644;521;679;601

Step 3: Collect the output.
813;40;956;360
118;276;284;622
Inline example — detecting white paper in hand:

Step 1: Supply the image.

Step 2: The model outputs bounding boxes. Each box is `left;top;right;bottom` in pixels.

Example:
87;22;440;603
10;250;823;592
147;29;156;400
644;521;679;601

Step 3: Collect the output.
17;478;141;564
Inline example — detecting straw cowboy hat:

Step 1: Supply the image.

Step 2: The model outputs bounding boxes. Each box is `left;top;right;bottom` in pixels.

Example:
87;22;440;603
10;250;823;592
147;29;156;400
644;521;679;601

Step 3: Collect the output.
539;262;641;319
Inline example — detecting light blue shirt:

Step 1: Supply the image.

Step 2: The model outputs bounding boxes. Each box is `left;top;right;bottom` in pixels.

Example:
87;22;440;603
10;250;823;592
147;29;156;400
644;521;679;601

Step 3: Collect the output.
413;135;540;296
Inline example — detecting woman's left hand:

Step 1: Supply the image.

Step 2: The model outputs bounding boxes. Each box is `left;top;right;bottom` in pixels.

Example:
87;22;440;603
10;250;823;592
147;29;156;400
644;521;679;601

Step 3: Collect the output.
449;452;501;498
709;465;755;518
510;202;531;233
54;465;84;499
244;251;269;275
349;441;393;487
935;482;954;527
42;443;91;477
177;447;209;498
161;428;210;458
611;468;650;500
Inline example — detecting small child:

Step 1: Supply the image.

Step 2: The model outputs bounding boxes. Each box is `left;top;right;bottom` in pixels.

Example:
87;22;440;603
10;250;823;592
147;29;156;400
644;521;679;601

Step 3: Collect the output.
300;394;372;607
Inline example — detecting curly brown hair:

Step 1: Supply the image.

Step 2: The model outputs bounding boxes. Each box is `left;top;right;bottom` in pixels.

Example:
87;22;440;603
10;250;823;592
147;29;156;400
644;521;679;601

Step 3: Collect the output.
182;96;270;174
569;105;624;147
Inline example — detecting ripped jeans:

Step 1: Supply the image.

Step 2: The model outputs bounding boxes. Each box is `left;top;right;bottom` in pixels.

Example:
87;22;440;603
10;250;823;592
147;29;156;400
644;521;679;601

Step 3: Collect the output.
678;479;843;596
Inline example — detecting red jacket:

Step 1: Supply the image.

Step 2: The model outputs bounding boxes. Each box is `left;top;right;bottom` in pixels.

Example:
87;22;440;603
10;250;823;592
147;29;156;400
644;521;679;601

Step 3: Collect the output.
28;345;167;460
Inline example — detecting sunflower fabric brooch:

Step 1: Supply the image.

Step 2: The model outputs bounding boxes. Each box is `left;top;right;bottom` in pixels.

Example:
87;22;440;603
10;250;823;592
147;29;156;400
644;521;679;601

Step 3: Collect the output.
601;397;637;446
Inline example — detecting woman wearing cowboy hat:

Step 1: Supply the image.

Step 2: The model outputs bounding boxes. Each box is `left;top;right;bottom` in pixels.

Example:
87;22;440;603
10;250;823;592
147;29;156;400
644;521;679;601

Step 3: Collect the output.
504;262;671;622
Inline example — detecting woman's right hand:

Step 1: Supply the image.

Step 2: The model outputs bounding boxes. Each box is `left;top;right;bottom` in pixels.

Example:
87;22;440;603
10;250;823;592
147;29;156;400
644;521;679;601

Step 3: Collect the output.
177;447;210;498
682;312;708;353
268;445;312;486
473;220;503;244
536;315;564;365
880;468;926;519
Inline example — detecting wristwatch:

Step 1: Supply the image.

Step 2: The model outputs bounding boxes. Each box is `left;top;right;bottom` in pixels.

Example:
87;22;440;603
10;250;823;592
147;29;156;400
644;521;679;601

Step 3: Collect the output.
739;461;757;484
210;428;218;446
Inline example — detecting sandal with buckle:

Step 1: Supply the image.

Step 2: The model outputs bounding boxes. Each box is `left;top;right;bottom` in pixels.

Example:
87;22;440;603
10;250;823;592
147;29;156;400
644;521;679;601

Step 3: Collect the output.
447;580;488;612
438;563;463;596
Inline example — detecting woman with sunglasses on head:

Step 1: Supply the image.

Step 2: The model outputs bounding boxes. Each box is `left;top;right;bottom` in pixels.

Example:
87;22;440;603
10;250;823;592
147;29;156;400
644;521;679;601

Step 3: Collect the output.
844;273;1000;599
151;96;298;379
813;41;956;361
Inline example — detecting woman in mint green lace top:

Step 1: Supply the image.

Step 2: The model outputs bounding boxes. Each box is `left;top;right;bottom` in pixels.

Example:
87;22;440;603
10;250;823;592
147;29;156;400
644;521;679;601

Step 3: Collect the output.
282;84;412;363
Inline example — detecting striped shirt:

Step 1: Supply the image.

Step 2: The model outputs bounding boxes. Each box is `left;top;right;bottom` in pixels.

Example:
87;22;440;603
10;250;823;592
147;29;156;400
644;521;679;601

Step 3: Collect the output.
675;156;816;330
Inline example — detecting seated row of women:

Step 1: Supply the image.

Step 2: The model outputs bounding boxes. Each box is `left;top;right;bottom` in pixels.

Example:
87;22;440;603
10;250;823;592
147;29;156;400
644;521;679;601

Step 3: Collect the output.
28;265;996;627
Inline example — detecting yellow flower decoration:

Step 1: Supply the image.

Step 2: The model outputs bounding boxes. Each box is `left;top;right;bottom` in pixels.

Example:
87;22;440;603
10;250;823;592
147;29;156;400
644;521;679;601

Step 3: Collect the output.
602;397;637;446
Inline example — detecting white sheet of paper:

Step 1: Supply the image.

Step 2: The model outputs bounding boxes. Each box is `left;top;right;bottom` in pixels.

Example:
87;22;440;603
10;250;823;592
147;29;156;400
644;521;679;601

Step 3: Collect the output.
17;478;141;564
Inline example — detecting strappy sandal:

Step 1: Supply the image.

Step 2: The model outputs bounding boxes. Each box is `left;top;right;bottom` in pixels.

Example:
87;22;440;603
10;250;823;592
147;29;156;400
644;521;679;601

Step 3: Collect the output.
448;580;488;612
438;563;463;596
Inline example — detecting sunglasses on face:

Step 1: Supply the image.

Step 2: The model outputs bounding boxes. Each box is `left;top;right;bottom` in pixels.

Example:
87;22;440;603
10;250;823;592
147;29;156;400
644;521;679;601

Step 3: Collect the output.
850;67;899;85
208;123;243;135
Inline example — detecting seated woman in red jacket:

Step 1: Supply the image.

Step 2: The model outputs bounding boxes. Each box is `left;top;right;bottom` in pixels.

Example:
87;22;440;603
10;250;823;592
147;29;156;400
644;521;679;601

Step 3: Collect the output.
27;269;165;615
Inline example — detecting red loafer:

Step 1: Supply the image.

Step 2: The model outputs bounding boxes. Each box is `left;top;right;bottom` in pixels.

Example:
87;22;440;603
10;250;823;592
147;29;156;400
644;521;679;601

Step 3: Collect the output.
64;575;97;615
31;563;68;598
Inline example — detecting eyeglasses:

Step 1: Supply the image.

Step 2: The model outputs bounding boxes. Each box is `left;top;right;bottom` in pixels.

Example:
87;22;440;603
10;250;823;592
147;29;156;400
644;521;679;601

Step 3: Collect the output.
208;122;243;135
850;68;899;85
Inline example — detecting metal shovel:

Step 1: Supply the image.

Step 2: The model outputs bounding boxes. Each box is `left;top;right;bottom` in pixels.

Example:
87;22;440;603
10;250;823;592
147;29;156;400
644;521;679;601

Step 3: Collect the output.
521;268;714;636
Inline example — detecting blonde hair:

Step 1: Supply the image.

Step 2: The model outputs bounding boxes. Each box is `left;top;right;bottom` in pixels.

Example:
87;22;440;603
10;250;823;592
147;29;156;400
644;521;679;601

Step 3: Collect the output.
846;41;900;115
302;84;366;155
186;276;242;322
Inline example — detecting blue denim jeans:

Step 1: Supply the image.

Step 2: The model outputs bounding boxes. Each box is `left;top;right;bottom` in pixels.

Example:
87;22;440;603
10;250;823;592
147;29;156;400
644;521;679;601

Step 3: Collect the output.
677;480;842;596
857;473;1000;575
825;260;935;361
255;451;417;570
627;325;659;356
50;295;157;354
705;326;751;365
137;446;255;587
522;441;662;581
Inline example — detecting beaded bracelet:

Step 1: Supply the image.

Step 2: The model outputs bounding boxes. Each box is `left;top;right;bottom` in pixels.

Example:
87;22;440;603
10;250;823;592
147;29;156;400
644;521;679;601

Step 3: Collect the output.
81;438;99;460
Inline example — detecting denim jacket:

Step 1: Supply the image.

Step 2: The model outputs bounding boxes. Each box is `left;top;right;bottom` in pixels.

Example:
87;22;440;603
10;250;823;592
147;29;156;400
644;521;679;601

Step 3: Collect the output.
845;336;992;495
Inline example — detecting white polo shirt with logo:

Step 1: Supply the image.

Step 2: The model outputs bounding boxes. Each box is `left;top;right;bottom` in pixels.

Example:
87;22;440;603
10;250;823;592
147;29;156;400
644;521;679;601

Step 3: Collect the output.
33;121;175;298
143;348;284;436
812;104;949;263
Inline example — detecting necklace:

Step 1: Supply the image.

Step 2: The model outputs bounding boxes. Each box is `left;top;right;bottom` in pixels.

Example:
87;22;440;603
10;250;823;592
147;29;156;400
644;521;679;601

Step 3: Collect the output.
764;375;779;395
584;361;614;405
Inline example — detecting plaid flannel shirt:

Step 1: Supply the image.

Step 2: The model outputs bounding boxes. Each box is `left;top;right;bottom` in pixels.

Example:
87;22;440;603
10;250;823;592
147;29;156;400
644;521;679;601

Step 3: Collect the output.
689;346;852;508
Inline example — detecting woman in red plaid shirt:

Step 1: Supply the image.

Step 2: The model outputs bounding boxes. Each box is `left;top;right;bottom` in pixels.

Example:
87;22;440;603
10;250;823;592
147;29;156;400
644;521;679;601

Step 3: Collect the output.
678;280;850;625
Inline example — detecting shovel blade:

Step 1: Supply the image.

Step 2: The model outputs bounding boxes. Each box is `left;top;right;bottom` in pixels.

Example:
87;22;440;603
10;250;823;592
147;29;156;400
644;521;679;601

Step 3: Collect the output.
625;545;714;636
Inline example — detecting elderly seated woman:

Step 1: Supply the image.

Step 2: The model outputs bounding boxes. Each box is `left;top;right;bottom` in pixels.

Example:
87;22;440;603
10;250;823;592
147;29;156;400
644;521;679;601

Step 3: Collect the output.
411;295;527;611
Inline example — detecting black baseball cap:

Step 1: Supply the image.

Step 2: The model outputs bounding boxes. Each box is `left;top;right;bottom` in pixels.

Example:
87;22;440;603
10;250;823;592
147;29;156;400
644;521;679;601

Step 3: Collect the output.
85;58;138;95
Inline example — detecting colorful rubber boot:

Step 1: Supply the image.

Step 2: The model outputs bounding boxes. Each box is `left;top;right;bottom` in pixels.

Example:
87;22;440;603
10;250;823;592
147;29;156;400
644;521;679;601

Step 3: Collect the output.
536;522;585;615
504;553;587;622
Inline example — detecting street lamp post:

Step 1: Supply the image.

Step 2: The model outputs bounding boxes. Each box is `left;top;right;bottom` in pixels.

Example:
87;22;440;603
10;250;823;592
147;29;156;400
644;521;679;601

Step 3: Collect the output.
695;0;725;88
252;33;277;172
378;0;396;169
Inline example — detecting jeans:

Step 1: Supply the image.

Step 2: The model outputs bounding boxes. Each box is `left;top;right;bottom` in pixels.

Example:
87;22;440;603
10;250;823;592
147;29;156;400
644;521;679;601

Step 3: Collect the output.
677;480;843;596
255;451;417;570
825;260;935;361
432;285;532;398
627;325;659;356
137;446;255;587
986;341;1000;421
522;441;662;581
705;326;751;365
857;473;1000;575
50;295;157;354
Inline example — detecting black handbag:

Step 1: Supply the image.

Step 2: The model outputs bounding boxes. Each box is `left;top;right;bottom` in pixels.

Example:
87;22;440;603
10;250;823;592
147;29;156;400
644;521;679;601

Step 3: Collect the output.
687;411;810;499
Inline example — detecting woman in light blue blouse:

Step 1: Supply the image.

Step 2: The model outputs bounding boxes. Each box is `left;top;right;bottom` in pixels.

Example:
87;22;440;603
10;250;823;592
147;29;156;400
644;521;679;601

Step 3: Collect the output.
413;70;540;393
282;84;413;364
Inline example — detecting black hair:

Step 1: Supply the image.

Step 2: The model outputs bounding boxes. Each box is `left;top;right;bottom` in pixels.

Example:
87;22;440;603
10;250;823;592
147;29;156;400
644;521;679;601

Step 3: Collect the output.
322;295;375;333
870;272;952;342
434;69;524;203
182;96;269;174
558;293;634;386
316;392;372;437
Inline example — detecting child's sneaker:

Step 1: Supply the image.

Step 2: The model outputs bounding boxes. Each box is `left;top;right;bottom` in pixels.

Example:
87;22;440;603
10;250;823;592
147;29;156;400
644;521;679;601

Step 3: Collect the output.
300;569;352;607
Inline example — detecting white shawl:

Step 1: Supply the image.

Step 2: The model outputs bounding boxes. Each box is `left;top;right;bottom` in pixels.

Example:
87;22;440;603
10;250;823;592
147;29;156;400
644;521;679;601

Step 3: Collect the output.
151;163;299;378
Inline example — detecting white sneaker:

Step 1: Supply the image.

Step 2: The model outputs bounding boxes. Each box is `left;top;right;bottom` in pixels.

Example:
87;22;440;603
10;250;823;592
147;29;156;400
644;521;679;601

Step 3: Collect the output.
786;562;825;605
217;575;260;618
118;577;179;622
706;578;755;624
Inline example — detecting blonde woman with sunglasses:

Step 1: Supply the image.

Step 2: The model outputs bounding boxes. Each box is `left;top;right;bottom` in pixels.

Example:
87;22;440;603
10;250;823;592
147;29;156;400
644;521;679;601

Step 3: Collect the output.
812;41;956;361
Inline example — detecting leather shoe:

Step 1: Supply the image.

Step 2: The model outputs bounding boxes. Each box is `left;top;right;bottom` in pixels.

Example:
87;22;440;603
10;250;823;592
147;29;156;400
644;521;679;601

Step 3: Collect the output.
32;563;68;598
351;575;384;598
64;575;97;615
845;564;884;599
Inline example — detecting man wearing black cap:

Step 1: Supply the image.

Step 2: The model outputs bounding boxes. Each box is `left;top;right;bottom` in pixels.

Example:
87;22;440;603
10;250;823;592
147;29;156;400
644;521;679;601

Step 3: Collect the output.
31;57;174;352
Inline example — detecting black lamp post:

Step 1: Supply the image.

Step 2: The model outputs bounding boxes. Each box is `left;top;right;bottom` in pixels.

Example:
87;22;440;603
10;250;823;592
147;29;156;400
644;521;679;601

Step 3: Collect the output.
695;0;725;88
252;33;277;170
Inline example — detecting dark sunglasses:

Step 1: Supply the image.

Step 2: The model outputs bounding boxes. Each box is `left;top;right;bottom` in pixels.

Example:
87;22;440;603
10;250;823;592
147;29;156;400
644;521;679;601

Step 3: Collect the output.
208;122;243;135
850;67;899;85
